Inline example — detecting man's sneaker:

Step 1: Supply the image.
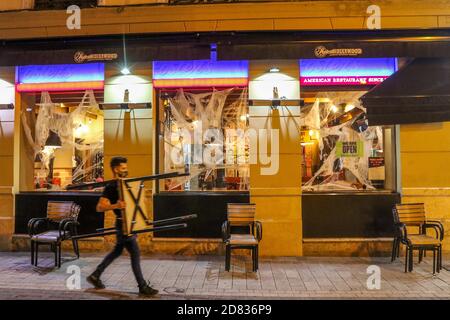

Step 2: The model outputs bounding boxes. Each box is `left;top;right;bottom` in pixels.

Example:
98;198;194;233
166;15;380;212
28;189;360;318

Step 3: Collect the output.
86;274;105;289
139;282;158;296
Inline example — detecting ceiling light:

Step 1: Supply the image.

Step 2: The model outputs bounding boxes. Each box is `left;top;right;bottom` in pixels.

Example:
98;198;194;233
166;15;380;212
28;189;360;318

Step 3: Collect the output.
344;104;355;113
121;67;131;75
269;67;280;73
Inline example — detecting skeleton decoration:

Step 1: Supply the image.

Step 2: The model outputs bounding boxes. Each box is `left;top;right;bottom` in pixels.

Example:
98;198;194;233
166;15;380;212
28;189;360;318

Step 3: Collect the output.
162;87;249;191
21;90;104;189
301;91;384;191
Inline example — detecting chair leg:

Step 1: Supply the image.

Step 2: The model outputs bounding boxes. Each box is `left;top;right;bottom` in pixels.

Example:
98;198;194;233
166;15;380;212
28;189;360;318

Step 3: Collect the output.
433;249;436;275
54;244;58;267
35;243;39;266
419;249;423;263
409;247;414;272
437;247;441;273
397;240;401;258
225;245;231;272
72;239;80;258
251;247;256;272
58;244;62;268
404;247;408;273
30;241;34;265
391;238;397;262
255;246;259;271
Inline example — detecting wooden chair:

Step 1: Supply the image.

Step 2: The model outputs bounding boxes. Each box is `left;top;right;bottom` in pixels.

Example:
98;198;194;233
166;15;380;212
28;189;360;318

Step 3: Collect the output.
392;203;444;274
28;201;81;268
221;203;262;272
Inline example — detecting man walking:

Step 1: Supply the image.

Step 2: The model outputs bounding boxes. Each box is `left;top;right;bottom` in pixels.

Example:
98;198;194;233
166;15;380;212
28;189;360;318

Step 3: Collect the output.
86;156;158;296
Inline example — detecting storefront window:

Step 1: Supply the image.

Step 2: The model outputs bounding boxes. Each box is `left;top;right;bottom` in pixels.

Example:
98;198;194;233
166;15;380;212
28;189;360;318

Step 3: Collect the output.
158;87;249;192
21;90;104;190
300;91;396;192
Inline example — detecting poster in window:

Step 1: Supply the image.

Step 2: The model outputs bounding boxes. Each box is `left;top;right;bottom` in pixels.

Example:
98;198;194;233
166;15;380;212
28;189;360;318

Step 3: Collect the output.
335;141;364;157
368;157;385;181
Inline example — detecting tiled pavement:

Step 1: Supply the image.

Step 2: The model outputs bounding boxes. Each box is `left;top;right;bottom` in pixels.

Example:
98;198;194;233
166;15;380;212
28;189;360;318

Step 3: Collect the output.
1;252;450;300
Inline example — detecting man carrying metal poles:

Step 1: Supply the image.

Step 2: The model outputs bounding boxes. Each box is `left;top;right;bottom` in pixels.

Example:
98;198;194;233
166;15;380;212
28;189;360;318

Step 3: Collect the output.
86;156;158;296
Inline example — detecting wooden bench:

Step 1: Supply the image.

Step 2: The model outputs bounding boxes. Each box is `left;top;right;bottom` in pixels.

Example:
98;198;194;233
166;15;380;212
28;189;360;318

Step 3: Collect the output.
392;203;444;274
28;201;81;268
222;203;262;272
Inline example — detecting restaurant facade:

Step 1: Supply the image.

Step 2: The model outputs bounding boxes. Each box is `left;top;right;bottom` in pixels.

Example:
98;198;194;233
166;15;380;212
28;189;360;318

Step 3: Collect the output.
1;1;450;257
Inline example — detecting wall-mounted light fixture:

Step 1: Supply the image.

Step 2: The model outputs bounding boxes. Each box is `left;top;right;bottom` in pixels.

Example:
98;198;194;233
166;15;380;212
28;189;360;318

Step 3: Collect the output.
0;103;14;110
99;102;152;110
85;111;98;120
248;99;304;110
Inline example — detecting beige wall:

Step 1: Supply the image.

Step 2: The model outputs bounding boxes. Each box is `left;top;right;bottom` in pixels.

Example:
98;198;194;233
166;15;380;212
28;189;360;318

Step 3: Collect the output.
1;1;450;39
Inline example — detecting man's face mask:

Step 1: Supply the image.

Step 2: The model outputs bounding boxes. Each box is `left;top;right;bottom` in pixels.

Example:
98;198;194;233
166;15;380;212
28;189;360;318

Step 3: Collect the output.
117;171;128;178
115;163;129;178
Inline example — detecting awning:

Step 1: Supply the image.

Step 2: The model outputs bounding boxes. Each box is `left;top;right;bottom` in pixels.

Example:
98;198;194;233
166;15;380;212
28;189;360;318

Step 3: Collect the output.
360;58;450;125
0;35;211;66
216;30;450;60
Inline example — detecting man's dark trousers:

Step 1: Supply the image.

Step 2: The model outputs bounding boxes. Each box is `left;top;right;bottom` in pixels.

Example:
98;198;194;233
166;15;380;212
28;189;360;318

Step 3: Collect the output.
93;234;146;287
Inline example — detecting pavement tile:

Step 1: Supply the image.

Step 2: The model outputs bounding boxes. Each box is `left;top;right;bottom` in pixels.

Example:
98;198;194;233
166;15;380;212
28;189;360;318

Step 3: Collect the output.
1;252;450;299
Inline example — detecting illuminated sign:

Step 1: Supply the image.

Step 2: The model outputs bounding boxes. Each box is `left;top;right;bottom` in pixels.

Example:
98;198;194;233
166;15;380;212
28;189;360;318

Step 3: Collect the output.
16;63;105;92
314;46;363;58
301;76;388;86
74;51;118;63
300;58;397;86
153;60;248;88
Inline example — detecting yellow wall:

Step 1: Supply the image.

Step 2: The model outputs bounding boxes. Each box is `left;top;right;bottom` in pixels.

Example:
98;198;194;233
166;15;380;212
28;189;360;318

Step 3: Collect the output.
103;63;153;180
0;67;15;250
400;122;450;250
1;1;450;40
249;60;302;256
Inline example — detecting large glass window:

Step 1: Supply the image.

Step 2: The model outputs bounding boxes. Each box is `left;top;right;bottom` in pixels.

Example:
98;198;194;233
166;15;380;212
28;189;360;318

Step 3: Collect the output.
300;91;396;192
157;87;249;192
20;90;104;191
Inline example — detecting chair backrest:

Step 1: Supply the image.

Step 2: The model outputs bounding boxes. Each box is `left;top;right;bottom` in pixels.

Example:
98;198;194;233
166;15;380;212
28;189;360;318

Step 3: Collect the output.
227;203;256;227
47;201;80;222
394;203;426;226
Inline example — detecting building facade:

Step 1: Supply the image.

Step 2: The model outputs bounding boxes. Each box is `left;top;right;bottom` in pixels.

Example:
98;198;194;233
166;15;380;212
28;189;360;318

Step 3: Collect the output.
0;0;450;256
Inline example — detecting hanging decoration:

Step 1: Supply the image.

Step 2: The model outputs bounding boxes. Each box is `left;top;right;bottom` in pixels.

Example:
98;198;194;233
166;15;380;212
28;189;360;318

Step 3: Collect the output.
21;90;104;189
162;87;249;191
301;91;384;191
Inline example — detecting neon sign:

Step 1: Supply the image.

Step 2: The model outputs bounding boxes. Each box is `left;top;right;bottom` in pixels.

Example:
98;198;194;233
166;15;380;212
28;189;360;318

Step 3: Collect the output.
16;63;105;92
300;58;397;86
153;60;248;88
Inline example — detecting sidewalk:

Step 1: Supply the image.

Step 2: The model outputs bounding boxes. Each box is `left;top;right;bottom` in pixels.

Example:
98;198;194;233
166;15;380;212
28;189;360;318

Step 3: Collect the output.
0;252;450;300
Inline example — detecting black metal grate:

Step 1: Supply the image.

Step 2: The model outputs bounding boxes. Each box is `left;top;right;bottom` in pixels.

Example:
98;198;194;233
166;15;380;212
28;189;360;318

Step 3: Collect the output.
34;0;97;10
